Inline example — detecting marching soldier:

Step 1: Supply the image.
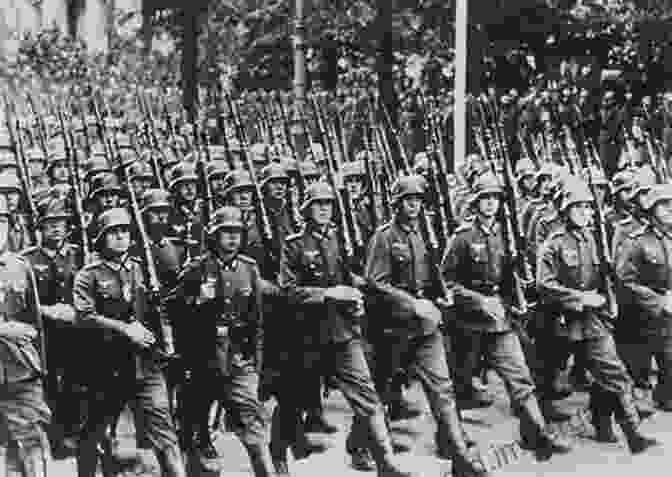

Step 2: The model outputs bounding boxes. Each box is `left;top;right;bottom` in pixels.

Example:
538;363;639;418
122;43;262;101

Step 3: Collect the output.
617;183;672;412
273;182;416;477
0;194;51;477
73;207;186;477
0;173;34;253
175;206;274;476
537;178;658;452
366;174;490;474
21;195;83;459
441;171;572;460
84;172;126;244
167;162;202;258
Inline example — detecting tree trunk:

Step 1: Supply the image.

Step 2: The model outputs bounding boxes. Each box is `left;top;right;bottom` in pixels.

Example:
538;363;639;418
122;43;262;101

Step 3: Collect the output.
376;0;397;127
142;1;154;55
181;7;199;122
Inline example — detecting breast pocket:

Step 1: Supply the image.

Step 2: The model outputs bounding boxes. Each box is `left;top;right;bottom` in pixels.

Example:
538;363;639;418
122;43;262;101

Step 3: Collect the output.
560;247;582;283
642;244;667;280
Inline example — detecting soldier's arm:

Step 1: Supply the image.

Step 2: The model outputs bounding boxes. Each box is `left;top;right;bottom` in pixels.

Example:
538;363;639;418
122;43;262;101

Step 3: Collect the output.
536;239;586;312
73;267;129;336
250;262;264;372
616;237;667;317
364;228;417;306
278;239;328;305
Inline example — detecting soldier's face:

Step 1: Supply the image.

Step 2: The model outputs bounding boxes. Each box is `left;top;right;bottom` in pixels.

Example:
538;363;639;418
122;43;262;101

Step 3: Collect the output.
210;176;226;194
345;179;363;200
266;179;287;200
310;199;333;226
476;193;500;218
217;228;242;253
399;195;423;219
42;218;68;244
104;226;131;255
617;186;633;203
178;182;197;202
567;202;593;227
538;177;552;196
28;160;45;178
653;199;672;227
231;189;253;209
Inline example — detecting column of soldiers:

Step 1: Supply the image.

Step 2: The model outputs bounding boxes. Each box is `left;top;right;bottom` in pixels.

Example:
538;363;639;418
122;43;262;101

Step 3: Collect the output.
0;81;669;477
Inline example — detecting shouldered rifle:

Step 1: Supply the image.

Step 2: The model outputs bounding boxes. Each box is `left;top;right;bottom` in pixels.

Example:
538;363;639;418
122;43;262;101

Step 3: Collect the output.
118;156;175;358
310;94;355;272
378;94;451;301
224;92;275;255
55;104;92;263
2;96;38;244
138;90;167;191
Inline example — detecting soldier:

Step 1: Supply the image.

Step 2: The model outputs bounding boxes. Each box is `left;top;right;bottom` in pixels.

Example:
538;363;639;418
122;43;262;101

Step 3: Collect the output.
174;206;274;476
537;179;658;452
441;171;572;460
73;208;186;477
127;161;156;200
598;91;625;178
0;194;51;477
366;174;490;474
0;173;34;253
21;195;83;459
206;159;231;209
84;172;126;244
45;151;70;189
617;183;672;412
274;182;416;477
167;162;202;258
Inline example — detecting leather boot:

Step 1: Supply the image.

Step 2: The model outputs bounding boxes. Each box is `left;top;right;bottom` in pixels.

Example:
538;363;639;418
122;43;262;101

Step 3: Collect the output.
615;391;659;454
517;396;572;461
366;412;415;477
589;386;618;444
347;416;376;471
244;443;275;477
435;401;489;477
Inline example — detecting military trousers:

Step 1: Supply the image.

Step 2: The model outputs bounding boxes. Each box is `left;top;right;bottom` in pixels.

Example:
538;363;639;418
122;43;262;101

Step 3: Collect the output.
618;335;672;405
452;329;536;409
271;337;383;459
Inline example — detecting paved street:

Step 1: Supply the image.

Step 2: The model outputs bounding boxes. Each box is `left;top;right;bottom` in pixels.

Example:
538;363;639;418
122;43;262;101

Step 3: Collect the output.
48;371;672;476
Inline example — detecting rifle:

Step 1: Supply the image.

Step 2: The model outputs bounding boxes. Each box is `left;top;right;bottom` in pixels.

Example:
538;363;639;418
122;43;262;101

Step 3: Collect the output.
118;160;175;358
138;90;168;191
192;120;213;257
223;92;276;269
310;95;356;273
576;136;619;321
2;95;38;245
55;103;93;264
378;94;451;301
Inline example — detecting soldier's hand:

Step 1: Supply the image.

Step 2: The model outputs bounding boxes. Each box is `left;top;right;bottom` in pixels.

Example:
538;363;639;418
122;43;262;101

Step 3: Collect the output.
662;292;672;315
582;290;606;309
124;321;156;349
0;321;38;342
481;296;506;321
47;303;76;324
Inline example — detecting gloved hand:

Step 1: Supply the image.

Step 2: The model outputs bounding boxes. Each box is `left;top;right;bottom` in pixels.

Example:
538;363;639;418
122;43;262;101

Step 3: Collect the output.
581;290;606;309
41;303;76;323
413;298;442;330
325;285;365;317
0;321;37;343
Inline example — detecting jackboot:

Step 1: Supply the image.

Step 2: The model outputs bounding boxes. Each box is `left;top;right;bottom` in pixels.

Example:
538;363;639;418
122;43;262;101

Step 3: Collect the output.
589;386;618;444
615;391;659;454
366;412;415;477
347;416;376;471
517;396;572;461
435;402;489;477
244;443;275;477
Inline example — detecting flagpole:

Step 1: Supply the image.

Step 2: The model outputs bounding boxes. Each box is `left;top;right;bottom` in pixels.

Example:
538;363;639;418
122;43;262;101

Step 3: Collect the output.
454;0;467;169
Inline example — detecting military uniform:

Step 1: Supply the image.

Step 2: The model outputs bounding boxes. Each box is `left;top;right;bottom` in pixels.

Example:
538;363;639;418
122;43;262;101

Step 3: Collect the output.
21;237;83;456
616;184;672;410
537;180;657;452
73;208;184;477
0;250;50;477
275;182;412;477
366;175;489;475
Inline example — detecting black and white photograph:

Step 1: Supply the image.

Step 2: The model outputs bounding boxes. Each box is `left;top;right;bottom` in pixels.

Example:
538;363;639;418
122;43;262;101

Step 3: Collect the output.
0;1;671;476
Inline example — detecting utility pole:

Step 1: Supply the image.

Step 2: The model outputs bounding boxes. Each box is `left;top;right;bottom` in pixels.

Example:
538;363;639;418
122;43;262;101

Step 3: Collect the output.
292;0;309;158
454;0;467;170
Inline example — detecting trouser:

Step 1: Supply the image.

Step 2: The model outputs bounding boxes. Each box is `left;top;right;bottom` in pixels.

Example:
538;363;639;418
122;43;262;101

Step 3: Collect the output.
0;379;51;477
619;334;672;405
452;329;536;410
76;369;181;477
185;360;268;448
271;338;384;460
579;334;639;425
